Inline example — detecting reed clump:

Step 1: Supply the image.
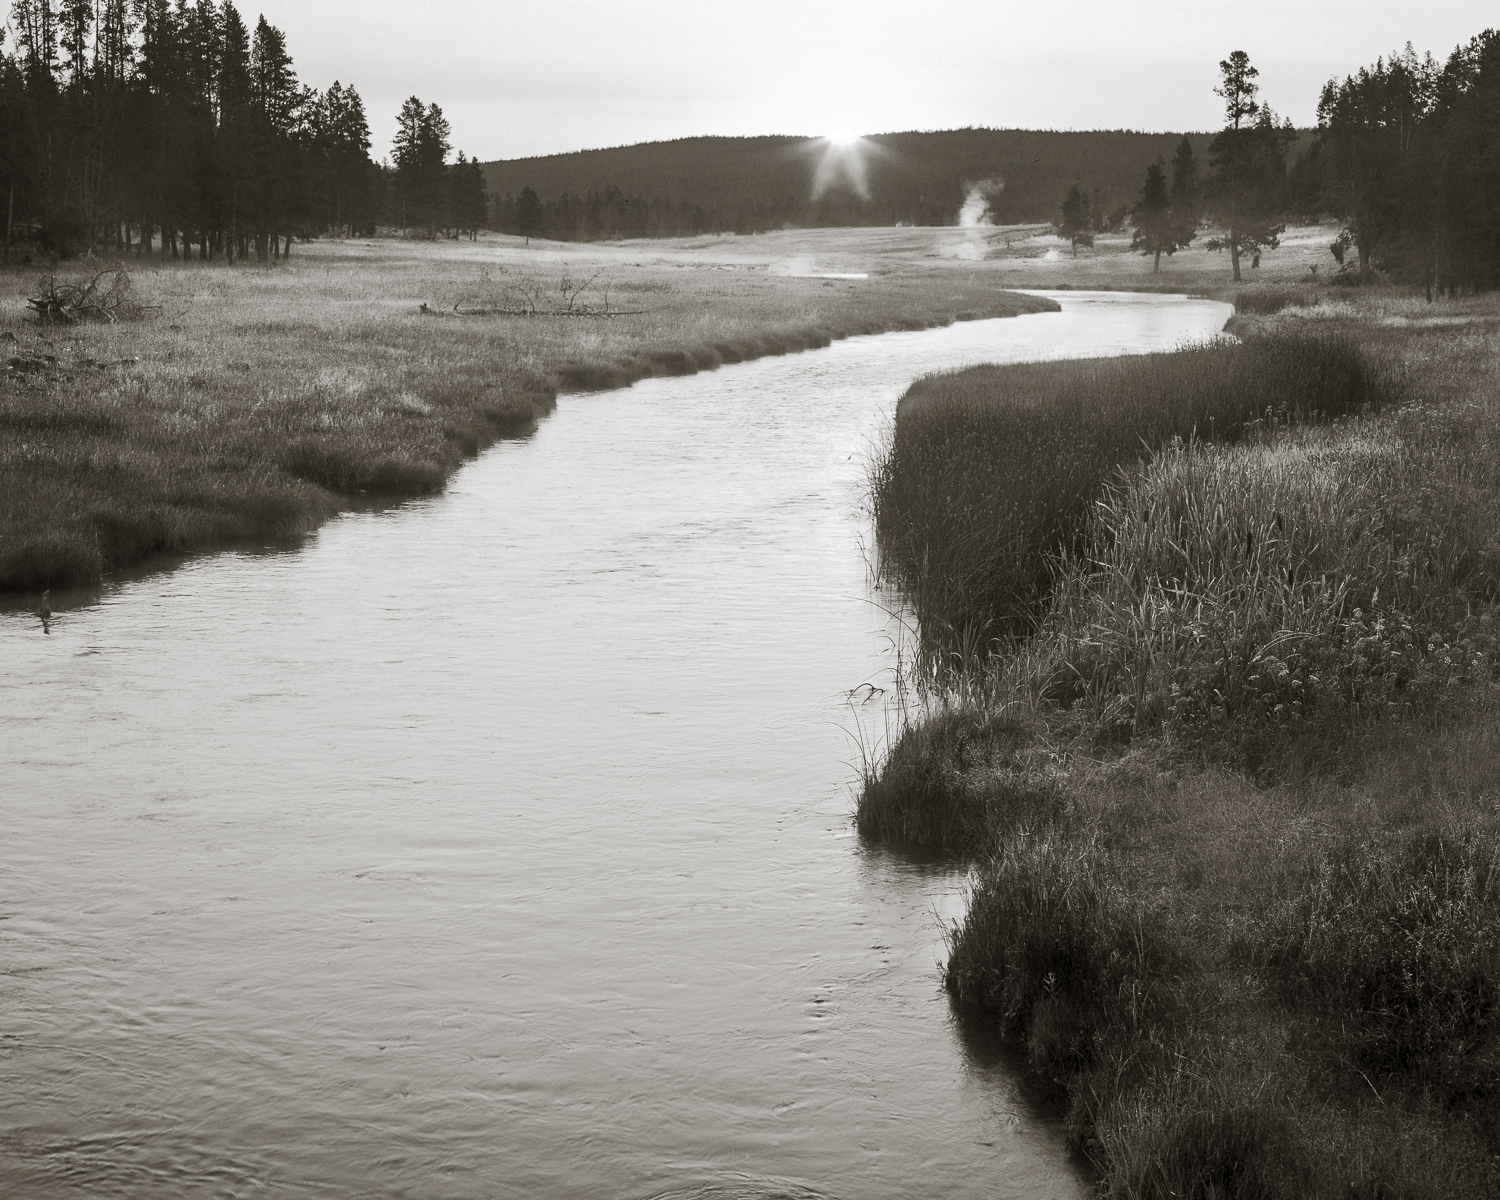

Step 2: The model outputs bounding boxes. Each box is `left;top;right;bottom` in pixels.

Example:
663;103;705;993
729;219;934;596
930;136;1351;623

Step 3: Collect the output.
853;705;1061;853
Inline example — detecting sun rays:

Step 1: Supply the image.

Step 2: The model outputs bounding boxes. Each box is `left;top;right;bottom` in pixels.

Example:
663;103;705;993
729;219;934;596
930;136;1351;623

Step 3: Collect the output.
808;132;879;200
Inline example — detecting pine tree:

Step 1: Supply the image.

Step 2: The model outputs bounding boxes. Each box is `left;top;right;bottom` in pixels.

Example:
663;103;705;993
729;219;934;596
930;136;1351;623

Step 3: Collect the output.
1317;45;1437;279
390;96;450;236
1169;135;1200;249
324;82;375;235
449;152;487;239
1205;51;1296;281
391;94;425;233
1056;183;1093;256
1129;159;1182;272
515;185;543;241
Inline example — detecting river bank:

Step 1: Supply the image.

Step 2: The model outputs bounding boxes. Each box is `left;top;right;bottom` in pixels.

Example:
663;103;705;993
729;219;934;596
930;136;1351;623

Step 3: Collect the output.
0;233;1057;596
860;286;1500;1196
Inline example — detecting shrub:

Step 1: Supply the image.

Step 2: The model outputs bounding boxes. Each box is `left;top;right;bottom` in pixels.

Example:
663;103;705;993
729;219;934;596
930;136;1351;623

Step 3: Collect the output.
1232;286;1322;315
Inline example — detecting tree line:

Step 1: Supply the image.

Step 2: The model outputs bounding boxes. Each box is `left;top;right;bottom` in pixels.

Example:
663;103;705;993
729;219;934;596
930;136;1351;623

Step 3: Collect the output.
1117;34;1500;290
480;131;1216;239
0;0;488;261
491;184;721;242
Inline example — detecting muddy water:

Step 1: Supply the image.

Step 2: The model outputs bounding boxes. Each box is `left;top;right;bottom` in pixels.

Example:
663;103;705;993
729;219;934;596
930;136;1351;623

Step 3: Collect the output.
1;292;1231;1199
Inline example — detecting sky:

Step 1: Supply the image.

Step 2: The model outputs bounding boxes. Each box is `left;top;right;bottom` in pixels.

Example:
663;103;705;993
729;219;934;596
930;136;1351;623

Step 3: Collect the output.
271;0;1498;163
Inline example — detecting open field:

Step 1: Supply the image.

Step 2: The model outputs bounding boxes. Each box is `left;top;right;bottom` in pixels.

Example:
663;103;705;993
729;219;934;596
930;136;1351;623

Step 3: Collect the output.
0;232;1058;598
859;283;1500;1195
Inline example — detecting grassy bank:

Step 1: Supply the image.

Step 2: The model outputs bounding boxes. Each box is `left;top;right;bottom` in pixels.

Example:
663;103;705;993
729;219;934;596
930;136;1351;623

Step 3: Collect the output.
0;234;1055;596
872;333;1396;650
860;290;1500;1195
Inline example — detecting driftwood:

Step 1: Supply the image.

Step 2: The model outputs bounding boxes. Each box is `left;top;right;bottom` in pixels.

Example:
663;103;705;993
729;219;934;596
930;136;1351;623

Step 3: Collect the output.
25;266;154;324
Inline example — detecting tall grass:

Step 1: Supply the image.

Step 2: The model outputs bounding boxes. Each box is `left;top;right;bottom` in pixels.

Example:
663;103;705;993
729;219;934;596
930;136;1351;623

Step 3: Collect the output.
853;705;1060;852
945;834;1187;1080
871;332;1394;651
1261;826;1500;1071
859;297;1500;1196
1029;407;1500;762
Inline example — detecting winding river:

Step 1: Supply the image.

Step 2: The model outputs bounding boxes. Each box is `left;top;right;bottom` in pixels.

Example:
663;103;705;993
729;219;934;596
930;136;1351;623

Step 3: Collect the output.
1;291;1232;1199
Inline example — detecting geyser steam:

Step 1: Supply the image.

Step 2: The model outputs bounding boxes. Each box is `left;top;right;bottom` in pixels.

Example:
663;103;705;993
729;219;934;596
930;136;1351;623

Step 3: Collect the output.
954;177;1003;258
958;182;998;228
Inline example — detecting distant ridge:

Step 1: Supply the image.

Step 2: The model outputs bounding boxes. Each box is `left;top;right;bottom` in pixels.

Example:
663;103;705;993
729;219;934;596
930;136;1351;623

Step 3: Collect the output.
480;128;1248;236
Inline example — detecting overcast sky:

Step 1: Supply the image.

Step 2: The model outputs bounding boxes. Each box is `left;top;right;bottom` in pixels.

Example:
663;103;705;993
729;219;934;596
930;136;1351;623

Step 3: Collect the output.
274;0;1496;163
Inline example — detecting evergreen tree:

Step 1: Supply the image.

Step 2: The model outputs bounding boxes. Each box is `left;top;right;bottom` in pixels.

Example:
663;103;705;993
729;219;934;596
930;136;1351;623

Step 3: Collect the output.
1129;159;1184;272
317;81;375;235
449;152;487;239
1168;135;1200;248
389;98;452;236
1205;51;1296;281
515;185;543;241
1056;183;1093;255
1317;45;1438;279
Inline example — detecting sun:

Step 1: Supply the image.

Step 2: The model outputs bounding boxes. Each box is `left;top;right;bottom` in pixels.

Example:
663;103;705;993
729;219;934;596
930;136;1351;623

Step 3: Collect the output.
825;130;860;147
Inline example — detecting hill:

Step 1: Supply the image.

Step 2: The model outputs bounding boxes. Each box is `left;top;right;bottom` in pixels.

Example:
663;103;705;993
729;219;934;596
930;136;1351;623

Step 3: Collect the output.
479;128;1276;239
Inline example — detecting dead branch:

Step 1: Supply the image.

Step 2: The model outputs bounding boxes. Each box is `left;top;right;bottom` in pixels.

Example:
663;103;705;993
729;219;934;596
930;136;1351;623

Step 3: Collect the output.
25;266;149;324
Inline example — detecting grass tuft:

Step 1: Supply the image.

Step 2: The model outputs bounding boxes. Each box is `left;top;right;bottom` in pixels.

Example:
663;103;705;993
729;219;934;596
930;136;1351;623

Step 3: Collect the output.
854;705;1060;853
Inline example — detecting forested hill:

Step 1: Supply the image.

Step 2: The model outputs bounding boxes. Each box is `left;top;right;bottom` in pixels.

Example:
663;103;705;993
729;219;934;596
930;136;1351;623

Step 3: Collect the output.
480;129;1245;237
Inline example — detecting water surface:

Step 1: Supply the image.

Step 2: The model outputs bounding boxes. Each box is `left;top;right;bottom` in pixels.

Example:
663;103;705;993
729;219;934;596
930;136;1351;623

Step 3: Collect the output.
1;291;1231;1198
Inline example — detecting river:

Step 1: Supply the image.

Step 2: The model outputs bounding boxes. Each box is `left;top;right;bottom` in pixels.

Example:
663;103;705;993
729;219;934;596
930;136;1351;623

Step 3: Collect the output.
1;291;1232;1199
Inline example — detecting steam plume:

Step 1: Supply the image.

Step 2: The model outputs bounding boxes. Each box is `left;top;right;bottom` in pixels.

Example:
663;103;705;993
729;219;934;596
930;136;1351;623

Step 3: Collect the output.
954;177;1003;259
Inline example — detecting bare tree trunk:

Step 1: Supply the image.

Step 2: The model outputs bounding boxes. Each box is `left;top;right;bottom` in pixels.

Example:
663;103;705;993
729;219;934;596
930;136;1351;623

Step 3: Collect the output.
1153;248;1162;273
1229;231;1242;282
3;180;12;266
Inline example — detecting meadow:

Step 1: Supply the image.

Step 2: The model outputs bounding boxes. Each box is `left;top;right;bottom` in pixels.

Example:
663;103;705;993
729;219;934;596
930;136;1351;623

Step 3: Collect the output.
860;284;1500;1196
0;231;1055;597
13;216;1494;1193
